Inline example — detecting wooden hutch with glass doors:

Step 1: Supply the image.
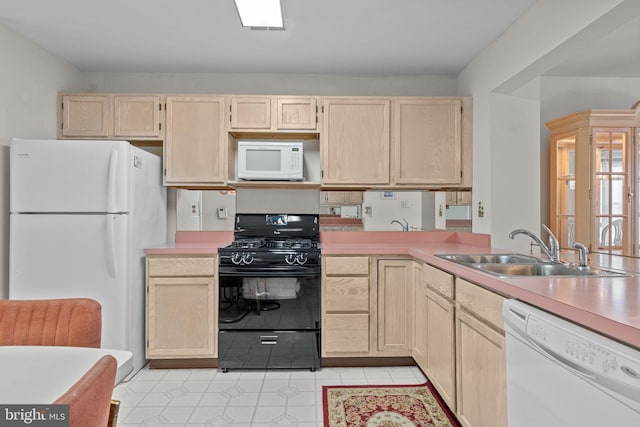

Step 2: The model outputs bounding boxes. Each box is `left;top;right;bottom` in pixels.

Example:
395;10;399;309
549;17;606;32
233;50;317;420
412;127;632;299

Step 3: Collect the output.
547;101;640;257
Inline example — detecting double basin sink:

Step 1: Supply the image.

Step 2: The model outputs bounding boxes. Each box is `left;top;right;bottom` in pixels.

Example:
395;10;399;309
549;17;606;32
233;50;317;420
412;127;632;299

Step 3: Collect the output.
435;253;627;278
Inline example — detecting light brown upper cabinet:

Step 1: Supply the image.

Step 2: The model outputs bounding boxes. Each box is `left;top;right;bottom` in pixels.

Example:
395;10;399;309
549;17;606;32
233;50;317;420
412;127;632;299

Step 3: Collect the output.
392;98;465;186
58;93;163;139
164;96;226;186
277;97;318;130
447;191;472;206
319;191;363;205
113;95;162;138
321;98;391;185
229;96;318;131
59;94;110;138
230;96;271;129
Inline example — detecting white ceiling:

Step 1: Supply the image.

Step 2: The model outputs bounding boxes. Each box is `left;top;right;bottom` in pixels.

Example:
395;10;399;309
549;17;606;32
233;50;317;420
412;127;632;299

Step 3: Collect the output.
0;0;537;75
1;0;638;79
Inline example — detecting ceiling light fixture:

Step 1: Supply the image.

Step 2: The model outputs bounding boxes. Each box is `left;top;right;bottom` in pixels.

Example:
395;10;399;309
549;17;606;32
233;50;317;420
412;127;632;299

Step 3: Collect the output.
233;0;284;29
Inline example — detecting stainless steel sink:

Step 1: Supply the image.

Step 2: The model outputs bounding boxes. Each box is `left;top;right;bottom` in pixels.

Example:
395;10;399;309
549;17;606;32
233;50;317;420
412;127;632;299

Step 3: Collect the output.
435;253;628;277
435;253;541;264
475;263;626;277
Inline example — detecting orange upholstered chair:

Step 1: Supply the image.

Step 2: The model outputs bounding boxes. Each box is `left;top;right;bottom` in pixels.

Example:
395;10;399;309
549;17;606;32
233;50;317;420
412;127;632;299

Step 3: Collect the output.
54;354;117;427
0;298;102;348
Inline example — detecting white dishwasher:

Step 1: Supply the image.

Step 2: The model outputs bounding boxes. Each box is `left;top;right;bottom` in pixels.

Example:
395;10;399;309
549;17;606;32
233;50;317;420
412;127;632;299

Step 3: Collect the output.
503;299;640;427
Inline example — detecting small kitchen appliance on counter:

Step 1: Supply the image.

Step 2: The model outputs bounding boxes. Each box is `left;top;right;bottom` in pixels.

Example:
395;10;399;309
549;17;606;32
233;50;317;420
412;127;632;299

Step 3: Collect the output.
217;213;321;371
8;139;166;377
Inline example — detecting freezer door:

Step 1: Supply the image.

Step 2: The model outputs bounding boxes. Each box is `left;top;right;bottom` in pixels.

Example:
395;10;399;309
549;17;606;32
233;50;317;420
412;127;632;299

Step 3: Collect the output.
10;139;131;213
9;213;130;351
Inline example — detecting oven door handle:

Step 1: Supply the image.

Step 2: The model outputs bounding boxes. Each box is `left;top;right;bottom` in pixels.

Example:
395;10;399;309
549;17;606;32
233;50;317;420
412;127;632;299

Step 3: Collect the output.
260;336;279;345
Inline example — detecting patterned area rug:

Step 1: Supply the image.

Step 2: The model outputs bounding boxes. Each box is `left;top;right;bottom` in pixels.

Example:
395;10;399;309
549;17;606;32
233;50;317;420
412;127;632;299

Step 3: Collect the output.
322;382;460;427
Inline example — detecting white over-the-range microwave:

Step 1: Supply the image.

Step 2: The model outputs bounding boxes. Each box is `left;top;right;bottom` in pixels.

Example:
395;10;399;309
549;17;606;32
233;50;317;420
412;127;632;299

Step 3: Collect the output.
237;140;304;181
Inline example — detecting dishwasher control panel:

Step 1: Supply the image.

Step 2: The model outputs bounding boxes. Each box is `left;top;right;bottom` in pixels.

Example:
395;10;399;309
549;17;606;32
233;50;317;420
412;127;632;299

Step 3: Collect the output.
527;316;640;383
504;300;640;392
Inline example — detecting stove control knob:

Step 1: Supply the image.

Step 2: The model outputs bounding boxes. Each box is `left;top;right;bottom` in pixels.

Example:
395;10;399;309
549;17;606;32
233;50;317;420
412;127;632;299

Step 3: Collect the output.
231;253;243;265
296;253;308;265
285;253;297;265
242;253;254;265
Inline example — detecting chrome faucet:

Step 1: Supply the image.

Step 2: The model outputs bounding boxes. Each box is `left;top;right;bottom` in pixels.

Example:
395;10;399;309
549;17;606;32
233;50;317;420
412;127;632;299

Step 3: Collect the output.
508;224;561;263
391;218;409;232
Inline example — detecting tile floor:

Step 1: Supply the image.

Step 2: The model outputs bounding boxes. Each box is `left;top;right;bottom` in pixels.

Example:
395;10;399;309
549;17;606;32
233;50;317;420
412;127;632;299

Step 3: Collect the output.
113;364;427;427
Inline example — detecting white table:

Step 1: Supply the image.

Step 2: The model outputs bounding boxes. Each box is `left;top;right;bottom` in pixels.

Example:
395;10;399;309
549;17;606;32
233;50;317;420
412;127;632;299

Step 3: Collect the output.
0;346;133;404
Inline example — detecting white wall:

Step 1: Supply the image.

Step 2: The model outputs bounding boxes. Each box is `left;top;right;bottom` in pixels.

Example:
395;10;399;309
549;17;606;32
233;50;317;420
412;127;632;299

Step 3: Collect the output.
490;91;541;253
457;0;637;251
0;24;83;299
81;72;457;96
362;191;423;231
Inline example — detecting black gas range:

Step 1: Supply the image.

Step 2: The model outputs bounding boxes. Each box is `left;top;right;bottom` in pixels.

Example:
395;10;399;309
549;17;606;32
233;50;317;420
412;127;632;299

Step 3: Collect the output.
217;214;321;372
218;214;321;275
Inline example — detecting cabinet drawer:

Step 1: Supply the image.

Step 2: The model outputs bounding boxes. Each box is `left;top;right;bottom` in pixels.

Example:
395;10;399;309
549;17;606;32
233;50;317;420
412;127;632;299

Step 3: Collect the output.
147;256;216;277
324;256;369;276
424;264;454;298
456;278;505;331
324;314;369;353
324;277;369;312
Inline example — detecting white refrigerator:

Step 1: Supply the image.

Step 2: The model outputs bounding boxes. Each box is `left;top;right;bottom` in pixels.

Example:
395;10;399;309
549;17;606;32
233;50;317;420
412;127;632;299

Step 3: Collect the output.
9;138;167;376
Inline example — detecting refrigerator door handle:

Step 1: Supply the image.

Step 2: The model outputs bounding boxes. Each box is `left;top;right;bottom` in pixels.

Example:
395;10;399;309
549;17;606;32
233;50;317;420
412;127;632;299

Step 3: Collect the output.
106;216;118;278
107;149;119;213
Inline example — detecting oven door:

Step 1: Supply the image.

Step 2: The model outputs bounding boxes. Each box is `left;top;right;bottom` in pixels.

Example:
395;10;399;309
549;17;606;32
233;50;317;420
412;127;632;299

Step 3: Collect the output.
218;271;321;331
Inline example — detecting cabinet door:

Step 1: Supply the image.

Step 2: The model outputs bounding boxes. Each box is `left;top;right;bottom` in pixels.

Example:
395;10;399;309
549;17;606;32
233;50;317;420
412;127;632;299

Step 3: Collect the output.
230;96;271;129
412;263;428;368
164;96;226;185
425;287;456;411
322;98;390;185
377;259;412;354
147;276;216;358
455;309;507;427
345;191;363;203
60;95;110;137
457;191;472;205
326;192;346;204
392;98;462;185
446;191;458;205
277;97;317;130
113;95;162;137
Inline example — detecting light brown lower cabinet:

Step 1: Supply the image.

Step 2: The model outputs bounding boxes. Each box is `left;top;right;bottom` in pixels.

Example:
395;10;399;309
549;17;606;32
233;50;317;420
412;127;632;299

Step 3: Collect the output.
455;279;507;427
376;259;413;355
414;264;456;411
412;262;428;368
425;287;456;410
322;256;371;356
146;255;217;360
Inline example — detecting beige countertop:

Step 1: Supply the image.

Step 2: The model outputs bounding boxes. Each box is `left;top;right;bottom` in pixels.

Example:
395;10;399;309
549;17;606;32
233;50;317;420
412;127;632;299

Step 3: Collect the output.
145;230;640;350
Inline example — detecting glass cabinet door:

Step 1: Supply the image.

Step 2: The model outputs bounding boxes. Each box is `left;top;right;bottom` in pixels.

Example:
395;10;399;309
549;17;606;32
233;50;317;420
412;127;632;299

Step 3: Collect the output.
552;135;576;249
592;130;630;255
